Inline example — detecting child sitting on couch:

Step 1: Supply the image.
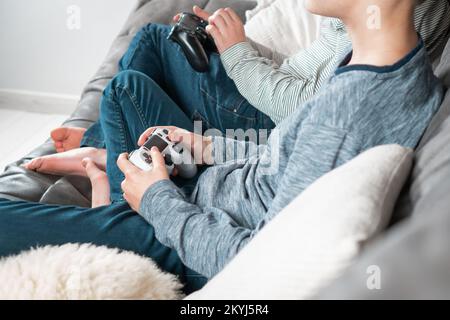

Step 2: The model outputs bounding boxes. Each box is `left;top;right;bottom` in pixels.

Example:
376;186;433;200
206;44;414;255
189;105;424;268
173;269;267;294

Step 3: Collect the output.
2;0;442;291
24;0;449;208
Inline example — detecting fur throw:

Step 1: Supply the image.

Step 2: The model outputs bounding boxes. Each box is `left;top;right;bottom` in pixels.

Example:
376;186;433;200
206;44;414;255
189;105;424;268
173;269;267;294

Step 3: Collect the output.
0;243;184;300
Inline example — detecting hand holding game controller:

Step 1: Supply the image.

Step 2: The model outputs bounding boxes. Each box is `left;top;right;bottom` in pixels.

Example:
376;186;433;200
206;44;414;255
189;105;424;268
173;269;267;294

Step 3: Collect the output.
168;11;217;72
200;6;246;54
129;128;198;179
117;149;170;212
169;6;246;72
138;126;214;166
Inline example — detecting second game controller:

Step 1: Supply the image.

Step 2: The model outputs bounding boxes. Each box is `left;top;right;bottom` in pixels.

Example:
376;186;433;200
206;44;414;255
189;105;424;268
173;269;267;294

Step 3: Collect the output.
129;128;198;179
168;12;218;73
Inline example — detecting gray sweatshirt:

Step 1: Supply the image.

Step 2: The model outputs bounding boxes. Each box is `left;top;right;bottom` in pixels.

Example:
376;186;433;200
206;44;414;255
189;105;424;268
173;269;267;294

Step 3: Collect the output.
140;40;444;278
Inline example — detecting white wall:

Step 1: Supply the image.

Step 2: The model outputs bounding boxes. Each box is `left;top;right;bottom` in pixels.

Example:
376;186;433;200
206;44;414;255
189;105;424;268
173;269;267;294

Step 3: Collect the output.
0;0;137;98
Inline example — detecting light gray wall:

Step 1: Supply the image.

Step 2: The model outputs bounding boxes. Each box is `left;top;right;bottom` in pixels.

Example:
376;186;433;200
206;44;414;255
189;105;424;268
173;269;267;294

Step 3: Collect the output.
0;0;136;97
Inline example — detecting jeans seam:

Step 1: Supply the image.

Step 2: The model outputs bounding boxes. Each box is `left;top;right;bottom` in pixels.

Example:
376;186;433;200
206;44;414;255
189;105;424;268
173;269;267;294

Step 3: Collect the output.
200;87;222;108
192;110;213;130
109;89;130;153
114;84;148;131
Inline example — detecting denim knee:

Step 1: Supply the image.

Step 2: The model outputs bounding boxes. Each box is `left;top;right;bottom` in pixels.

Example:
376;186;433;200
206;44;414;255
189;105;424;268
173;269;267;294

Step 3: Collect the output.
118;23;170;72
100;70;161;131
101;70;146;114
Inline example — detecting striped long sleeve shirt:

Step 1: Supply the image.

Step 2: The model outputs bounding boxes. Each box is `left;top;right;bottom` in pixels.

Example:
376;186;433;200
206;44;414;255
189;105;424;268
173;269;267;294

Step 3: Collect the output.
221;0;450;124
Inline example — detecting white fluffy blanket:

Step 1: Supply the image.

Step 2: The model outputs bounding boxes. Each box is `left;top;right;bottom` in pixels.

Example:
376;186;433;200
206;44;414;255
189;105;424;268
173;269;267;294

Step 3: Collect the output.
0;243;184;300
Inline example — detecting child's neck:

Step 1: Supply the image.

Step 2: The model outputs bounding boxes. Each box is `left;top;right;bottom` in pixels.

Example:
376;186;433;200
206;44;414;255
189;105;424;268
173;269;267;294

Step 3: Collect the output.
344;11;418;67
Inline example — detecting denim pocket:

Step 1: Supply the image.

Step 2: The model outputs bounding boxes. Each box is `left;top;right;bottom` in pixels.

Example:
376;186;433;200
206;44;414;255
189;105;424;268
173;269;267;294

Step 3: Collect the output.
201;87;257;119
217;104;258;132
217;99;259;122
200;89;260;132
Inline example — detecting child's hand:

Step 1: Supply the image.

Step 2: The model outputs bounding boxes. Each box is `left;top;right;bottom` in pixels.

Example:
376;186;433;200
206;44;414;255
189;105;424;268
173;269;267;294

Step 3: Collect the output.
117;150;169;212
207;8;246;54
192;6;246;54
138;125;214;166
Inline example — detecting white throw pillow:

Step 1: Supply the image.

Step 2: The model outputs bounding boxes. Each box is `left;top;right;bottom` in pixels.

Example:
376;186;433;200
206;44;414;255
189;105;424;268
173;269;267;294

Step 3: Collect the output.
245;0;277;20
186;145;413;300
245;0;324;56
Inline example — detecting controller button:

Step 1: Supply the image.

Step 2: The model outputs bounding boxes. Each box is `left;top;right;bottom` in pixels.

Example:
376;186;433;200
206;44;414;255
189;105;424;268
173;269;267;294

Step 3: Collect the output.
163;129;169;134
165;154;173;166
173;144;183;153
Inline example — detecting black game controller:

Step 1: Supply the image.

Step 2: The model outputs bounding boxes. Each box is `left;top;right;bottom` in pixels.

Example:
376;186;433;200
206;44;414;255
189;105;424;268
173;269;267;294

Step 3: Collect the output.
168;12;218;73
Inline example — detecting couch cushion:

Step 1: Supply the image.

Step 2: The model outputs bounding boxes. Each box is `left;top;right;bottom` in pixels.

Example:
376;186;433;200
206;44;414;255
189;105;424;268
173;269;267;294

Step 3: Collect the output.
204;0;256;21
315;196;450;299
187;145;413;300
434;34;450;88
244;0;323;56
393;37;450;223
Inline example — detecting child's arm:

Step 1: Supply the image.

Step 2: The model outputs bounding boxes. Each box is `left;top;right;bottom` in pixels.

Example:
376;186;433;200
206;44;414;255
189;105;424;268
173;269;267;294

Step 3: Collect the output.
195;7;350;124
246;37;287;65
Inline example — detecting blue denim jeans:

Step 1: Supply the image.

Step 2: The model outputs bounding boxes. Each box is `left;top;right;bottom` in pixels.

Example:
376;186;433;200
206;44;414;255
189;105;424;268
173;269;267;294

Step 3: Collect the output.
81;23;275;149
0;78;208;293
0;198;206;294
98;69;204;201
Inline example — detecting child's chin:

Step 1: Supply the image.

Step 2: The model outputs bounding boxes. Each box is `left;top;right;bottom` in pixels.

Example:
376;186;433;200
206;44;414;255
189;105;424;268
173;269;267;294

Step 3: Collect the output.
303;0;339;17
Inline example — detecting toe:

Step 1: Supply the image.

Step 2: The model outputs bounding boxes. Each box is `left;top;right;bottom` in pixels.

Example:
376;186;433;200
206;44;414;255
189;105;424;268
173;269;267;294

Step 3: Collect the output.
50;127;68;143
82;157;94;169
51;127;86;152
21;162;30;170
55;141;65;153
83;158;106;180
25;158;42;171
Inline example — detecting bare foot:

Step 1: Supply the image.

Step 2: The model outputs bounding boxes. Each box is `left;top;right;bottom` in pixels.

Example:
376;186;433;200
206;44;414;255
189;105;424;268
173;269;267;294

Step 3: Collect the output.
82;158;111;208
51;127;87;153
23;147;106;177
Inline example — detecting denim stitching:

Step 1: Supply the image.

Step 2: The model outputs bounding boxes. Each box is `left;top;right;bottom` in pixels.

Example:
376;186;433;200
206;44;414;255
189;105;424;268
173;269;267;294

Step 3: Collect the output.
81;137;104;148
192;110;214;130
109;88;130;153
200;88;257;122
120;85;149;131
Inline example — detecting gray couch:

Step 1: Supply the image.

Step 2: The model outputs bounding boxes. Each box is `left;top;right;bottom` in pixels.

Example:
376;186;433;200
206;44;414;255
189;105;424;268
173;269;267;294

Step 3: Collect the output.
1;0;449;299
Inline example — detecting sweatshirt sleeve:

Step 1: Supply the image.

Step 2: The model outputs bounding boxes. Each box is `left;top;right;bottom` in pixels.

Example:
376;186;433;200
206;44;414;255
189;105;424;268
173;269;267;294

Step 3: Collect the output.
139;179;256;278
211;135;267;164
